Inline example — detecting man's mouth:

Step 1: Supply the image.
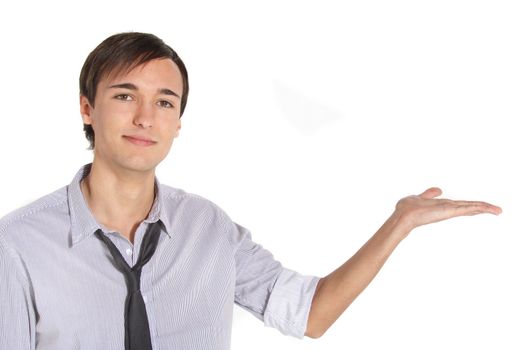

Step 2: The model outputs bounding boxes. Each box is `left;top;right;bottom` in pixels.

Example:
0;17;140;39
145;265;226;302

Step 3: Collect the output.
123;135;157;146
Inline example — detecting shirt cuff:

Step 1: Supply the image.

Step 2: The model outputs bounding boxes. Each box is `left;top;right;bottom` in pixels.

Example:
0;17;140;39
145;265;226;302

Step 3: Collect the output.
263;267;321;338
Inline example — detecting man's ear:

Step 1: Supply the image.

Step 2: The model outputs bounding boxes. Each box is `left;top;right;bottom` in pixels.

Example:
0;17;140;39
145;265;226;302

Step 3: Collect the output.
80;95;93;125
174;121;182;137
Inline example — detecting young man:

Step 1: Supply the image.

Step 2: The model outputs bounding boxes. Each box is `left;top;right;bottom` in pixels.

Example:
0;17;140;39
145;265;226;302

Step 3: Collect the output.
0;32;502;350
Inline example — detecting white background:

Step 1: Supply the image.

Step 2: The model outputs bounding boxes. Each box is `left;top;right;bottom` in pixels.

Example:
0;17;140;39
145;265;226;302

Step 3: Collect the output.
0;1;523;349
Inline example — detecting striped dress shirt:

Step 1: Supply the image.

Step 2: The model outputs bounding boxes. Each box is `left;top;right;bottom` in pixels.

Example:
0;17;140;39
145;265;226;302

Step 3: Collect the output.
0;163;320;349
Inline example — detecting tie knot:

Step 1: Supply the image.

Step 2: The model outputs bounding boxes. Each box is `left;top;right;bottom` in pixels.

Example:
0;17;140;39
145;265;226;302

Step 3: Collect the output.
129;269;142;291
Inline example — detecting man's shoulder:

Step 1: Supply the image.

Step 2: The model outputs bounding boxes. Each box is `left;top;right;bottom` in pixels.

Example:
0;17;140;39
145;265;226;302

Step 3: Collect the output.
159;184;234;223
0;185;68;239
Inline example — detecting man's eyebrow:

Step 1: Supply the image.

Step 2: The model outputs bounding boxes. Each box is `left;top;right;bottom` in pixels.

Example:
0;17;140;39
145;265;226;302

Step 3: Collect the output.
108;83;180;99
108;83;138;91
158;88;180;99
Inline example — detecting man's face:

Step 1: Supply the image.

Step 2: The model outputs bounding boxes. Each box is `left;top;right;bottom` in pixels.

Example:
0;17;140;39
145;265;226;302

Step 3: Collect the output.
80;58;183;174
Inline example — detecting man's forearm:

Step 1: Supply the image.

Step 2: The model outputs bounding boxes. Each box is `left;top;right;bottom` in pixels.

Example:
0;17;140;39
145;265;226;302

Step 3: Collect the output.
305;213;409;338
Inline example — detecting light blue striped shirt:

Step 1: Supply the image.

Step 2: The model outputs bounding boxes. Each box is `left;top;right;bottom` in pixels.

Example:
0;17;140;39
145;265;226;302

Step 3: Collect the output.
0;163;320;349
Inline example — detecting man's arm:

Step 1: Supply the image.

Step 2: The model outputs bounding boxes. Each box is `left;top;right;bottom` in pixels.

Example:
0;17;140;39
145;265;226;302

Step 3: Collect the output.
304;187;502;338
0;237;36;349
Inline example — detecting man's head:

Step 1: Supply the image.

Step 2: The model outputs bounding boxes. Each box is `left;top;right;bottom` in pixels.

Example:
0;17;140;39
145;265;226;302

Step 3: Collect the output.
79;32;189;151
79;32;189;174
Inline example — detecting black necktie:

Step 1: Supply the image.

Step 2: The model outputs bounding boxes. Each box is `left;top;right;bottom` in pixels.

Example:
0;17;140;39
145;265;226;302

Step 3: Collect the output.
95;221;162;350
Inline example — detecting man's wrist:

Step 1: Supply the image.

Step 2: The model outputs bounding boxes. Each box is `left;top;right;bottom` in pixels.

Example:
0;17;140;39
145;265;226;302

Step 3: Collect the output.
382;211;412;242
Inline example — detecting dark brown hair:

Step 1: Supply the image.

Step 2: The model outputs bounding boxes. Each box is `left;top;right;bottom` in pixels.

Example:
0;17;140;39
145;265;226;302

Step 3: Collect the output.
79;32;189;150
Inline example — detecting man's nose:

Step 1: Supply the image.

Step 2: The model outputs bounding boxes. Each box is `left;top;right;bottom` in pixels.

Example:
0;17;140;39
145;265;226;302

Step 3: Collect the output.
133;100;155;128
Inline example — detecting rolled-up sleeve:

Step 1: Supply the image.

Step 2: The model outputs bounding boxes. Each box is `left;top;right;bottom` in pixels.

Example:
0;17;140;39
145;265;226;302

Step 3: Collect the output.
0;236;36;350
231;221;321;338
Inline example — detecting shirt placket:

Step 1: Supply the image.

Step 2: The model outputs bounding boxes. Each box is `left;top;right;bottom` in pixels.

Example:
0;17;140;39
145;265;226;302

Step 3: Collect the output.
140;227;165;350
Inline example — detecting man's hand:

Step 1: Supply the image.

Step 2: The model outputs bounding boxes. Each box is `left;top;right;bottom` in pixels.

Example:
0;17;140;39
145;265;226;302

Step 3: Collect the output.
392;187;502;237
305;188;501;339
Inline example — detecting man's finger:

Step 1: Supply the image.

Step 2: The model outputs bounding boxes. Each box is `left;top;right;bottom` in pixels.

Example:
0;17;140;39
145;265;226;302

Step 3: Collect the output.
450;200;503;215
419;187;442;199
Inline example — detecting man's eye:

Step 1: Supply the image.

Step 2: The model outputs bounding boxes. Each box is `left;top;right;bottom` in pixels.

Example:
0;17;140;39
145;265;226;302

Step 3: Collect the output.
158;100;174;108
114;94;132;101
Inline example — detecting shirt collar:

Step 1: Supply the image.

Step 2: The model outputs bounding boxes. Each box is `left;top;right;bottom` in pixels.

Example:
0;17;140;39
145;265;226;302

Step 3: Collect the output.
68;162;172;246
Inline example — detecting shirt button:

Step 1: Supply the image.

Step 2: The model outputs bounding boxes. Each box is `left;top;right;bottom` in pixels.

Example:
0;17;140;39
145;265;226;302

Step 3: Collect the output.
125;248;132;256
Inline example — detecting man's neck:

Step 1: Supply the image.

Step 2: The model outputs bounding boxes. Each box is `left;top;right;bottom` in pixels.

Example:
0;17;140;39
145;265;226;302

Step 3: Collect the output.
80;158;156;244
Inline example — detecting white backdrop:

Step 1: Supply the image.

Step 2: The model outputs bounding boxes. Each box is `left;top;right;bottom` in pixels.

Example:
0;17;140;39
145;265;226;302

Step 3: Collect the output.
0;1;523;349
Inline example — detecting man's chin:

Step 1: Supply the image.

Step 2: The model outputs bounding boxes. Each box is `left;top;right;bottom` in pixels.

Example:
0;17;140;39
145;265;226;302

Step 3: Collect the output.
112;157;161;175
